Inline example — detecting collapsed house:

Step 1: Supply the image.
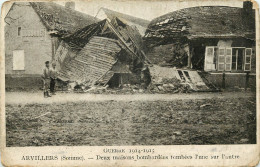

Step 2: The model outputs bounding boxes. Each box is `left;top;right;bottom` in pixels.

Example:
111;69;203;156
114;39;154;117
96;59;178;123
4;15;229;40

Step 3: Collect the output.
144;1;256;89
54;18;148;88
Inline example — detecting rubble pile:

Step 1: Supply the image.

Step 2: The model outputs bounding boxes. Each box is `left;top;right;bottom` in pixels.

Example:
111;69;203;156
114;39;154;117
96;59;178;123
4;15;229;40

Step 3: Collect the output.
81;84;147;94
148;77;192;93
67;80;192;94
147;65;213;93
57;68;213;94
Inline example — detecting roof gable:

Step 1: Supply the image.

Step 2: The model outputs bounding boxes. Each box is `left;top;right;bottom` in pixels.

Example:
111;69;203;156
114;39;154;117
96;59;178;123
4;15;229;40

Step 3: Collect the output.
30;2;98;37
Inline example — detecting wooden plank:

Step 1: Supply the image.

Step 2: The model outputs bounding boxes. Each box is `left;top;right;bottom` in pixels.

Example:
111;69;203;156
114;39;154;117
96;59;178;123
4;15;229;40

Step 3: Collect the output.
187;71;207;86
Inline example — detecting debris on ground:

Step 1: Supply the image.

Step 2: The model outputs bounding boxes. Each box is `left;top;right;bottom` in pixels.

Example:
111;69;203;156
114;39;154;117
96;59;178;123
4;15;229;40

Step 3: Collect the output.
148;65;214;93
148;77;193;93
199;104;212;108
173;131;182;136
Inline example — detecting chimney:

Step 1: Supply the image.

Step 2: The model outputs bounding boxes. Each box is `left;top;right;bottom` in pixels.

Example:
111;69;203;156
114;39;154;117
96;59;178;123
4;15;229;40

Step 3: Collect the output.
243;1;253;13
65;2;75;10
242;1;254;29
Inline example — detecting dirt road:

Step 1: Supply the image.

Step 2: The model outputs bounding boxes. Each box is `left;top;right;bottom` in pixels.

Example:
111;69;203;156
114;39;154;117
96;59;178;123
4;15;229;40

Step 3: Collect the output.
5;91;255;104
5;91;256;146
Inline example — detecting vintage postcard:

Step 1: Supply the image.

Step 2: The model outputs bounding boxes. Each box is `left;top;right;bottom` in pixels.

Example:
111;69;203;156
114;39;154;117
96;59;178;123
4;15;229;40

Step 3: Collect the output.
0;0;259;166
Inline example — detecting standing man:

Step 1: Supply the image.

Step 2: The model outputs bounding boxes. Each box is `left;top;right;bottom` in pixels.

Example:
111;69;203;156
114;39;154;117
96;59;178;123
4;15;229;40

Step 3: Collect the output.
42;61;52;98
50;62;58;95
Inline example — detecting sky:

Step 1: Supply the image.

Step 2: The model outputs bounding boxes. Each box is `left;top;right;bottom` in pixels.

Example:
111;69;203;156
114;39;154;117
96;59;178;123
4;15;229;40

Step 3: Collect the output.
0;0;250;21
56;0;244;21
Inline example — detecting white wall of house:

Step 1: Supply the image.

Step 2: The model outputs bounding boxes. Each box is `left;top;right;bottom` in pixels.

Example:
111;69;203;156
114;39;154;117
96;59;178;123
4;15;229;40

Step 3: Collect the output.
5;2;52;75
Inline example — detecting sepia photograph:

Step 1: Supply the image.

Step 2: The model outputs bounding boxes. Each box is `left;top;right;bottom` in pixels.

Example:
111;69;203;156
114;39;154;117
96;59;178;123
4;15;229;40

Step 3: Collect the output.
2;0;257;149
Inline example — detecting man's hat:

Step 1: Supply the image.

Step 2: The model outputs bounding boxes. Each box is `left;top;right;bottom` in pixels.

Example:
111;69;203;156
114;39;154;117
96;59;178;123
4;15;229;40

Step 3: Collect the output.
45;61;49;64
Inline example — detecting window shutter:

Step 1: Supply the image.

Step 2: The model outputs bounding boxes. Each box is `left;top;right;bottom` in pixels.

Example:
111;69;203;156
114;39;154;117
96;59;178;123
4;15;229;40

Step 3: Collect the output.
13;50;25;70
218;48;225;71
225;48;232;71
244;48;252;71
204;47;215;71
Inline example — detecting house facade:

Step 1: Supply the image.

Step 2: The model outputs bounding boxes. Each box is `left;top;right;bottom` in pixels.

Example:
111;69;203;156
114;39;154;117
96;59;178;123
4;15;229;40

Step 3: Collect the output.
144;1;256;89
5;2;52;76
4;2;97;89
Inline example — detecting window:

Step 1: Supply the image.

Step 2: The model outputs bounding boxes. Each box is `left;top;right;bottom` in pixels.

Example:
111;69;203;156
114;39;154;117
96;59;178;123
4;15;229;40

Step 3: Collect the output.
13;50;25;70
204;47;253;72
18;27;21;36
232;48;244;71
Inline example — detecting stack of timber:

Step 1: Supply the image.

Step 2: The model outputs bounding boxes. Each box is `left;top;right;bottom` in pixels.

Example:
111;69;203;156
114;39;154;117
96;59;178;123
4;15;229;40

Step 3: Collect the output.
58;36;122;86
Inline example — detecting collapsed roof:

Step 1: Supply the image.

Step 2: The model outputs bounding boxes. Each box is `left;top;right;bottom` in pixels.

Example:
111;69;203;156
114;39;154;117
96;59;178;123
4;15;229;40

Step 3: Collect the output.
30;2;98;37
144;4;255;47
62;18;145;59
56;18;146;86
58;36;121;85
